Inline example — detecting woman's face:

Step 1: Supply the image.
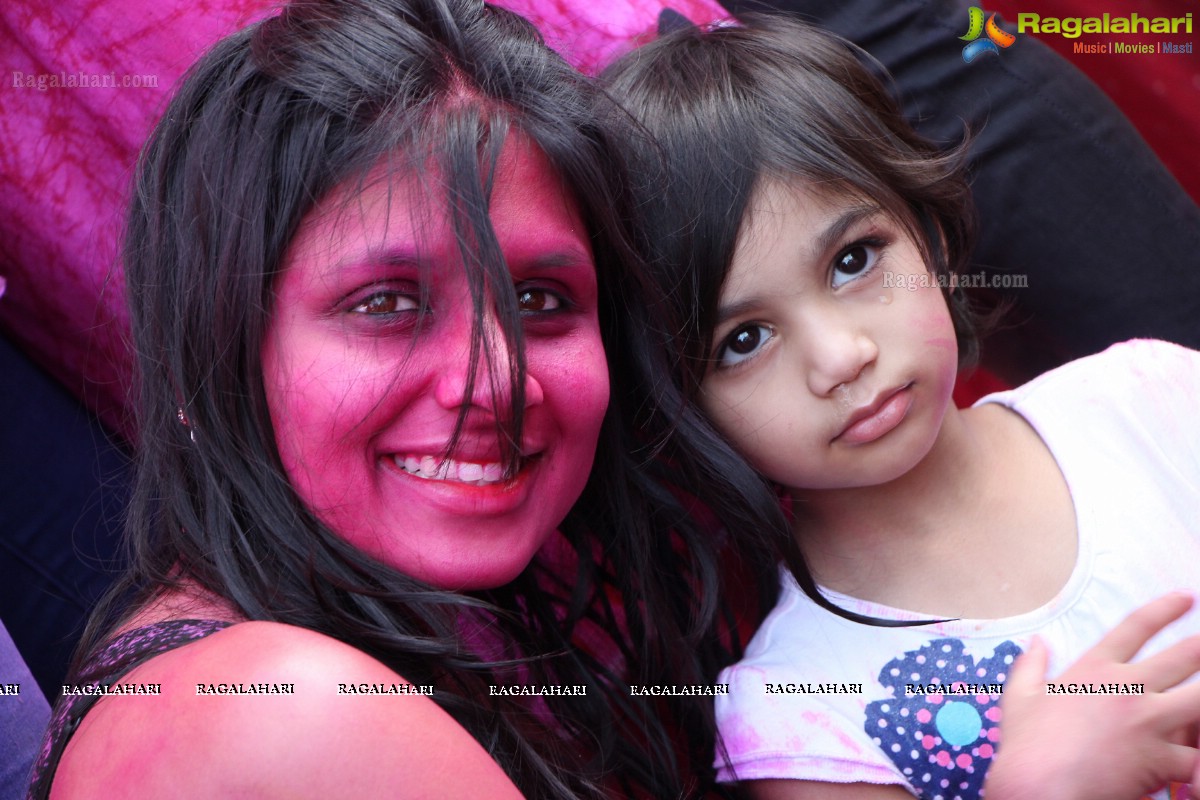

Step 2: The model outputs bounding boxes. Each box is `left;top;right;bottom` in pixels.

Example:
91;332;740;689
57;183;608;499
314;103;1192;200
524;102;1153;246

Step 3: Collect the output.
261;138;609;590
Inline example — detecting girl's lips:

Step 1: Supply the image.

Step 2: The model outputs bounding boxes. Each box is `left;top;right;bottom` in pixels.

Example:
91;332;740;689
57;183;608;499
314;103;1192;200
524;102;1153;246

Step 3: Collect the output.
834;385;913;445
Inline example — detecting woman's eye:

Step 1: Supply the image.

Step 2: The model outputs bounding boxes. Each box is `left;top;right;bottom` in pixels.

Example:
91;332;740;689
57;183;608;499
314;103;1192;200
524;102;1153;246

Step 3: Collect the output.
831;241;881;288
716;324;773;368
351;291;418;315
516;288;563;313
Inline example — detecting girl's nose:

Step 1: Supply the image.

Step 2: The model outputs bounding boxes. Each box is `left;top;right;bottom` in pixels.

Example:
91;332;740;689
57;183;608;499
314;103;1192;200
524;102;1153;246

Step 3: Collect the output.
802;312;878;397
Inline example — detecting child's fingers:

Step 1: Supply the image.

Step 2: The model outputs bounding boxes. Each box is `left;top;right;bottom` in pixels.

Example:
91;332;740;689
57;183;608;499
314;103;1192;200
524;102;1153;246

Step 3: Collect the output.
1154;741;1200;788
1092;592;1195;663
1156;681;1200;732
1135;634;1200;692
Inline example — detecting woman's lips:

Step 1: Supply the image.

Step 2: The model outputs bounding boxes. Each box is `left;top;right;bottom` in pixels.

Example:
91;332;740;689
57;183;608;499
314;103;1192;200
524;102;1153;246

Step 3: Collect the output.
834;384;913;446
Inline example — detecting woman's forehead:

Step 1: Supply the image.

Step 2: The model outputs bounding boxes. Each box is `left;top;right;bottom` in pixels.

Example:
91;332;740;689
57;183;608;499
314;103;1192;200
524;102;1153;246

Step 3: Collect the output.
277;136;589;286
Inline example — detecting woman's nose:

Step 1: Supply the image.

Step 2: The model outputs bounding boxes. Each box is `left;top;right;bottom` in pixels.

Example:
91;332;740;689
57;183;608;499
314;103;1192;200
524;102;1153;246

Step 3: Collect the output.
433;310;543;414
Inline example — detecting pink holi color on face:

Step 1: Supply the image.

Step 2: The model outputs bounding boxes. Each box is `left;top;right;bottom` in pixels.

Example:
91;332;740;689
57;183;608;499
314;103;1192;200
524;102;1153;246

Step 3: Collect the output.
261;140;608;591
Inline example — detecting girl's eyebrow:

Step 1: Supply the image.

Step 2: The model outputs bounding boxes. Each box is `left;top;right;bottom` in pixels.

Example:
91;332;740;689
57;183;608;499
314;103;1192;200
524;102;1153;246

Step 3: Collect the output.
715;203;883;326
812;203;884;259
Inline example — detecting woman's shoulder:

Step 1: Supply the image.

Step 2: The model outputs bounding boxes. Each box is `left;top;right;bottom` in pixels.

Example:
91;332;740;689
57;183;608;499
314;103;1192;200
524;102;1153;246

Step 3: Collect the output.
52;620;523;798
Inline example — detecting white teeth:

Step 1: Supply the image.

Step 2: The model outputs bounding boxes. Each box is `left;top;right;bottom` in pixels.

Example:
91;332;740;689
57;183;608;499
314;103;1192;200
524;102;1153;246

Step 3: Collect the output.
458;463;484;482
394;455;508;486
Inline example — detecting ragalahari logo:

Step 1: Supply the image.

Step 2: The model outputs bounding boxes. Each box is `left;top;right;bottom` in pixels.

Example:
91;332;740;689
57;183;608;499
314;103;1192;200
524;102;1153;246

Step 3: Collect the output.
960;7;1017;62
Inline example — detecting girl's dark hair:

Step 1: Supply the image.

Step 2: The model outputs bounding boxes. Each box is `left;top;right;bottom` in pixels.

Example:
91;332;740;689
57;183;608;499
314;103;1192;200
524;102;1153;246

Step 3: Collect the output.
600;14;979;626
82;1;743;796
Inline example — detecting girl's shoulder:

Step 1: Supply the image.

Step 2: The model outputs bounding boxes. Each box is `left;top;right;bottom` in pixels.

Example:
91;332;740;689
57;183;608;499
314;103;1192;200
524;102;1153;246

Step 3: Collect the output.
976;339;1199;442
982;338;1198;405
52;620;522;799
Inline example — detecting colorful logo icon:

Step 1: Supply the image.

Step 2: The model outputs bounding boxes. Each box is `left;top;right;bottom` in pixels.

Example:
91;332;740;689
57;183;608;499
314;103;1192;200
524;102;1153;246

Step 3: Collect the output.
960;7;1016;62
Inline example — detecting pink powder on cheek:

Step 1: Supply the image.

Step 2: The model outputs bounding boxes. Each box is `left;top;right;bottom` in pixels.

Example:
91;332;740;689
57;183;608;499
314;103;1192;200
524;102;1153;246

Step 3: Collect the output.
925;336;957;352
918;305;957;349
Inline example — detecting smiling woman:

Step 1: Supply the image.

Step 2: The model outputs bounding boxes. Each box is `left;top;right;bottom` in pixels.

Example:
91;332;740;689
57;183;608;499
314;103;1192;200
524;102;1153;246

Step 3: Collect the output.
22;1;740;797
262;140;609;591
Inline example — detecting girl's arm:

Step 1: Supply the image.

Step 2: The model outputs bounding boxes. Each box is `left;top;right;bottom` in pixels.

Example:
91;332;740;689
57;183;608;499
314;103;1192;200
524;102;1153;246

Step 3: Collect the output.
52;621;525;799
745;593;1200;800
747;780;911;799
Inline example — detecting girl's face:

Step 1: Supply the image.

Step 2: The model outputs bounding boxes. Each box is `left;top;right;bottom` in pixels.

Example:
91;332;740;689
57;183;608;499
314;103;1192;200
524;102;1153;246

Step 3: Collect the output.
700;179;958;493
261;139;609;590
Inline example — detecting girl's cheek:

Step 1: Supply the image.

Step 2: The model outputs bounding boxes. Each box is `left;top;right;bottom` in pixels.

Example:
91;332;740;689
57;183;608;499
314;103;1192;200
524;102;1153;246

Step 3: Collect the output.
917;294;958;346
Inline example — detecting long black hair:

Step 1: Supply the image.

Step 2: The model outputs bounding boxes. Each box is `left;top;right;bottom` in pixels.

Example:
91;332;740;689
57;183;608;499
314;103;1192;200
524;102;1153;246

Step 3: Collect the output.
79;1;746;796
600;14;979;627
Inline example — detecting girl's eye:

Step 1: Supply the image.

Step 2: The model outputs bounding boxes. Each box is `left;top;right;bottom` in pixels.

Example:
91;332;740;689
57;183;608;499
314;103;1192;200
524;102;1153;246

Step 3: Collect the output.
716;323;773;368
516;288;563;313
351;291;419;315
831;241;882;288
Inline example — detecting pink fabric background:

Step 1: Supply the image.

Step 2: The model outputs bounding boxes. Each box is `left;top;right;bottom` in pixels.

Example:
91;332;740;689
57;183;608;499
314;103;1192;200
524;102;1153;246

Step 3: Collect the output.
0;0;728;438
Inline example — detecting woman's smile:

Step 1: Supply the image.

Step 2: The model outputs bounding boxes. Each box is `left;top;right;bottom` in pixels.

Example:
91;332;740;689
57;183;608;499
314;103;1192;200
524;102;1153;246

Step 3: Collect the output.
392;454;510;485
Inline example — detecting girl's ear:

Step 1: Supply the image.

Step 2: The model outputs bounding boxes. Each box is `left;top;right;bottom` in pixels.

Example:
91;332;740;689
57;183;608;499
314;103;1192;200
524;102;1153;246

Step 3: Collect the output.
657;9;696;36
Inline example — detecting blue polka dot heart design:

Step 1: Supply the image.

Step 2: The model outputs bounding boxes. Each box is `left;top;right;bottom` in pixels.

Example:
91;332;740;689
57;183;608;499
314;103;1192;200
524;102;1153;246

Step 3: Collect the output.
864;638;1022;800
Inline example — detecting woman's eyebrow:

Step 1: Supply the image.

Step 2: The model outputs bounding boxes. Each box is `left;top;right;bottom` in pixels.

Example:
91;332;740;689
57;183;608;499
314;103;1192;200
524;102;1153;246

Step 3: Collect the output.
523;249;594;269
323;246;423;278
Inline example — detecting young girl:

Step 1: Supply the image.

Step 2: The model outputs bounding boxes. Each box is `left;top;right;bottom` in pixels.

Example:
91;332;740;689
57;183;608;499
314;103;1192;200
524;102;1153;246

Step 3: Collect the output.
602;14;1200;800
24;1;750;796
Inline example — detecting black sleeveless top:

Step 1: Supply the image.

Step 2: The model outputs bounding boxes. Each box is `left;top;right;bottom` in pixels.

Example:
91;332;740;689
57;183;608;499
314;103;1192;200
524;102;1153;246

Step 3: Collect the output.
25;619;233;799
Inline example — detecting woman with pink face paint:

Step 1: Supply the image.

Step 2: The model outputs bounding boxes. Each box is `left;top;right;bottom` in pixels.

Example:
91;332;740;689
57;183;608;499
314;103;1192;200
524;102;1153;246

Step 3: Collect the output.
23;1;752;797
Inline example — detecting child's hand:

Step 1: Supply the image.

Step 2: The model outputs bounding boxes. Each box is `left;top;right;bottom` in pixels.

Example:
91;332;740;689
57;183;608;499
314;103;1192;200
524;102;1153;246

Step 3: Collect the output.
986;592;1200;800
